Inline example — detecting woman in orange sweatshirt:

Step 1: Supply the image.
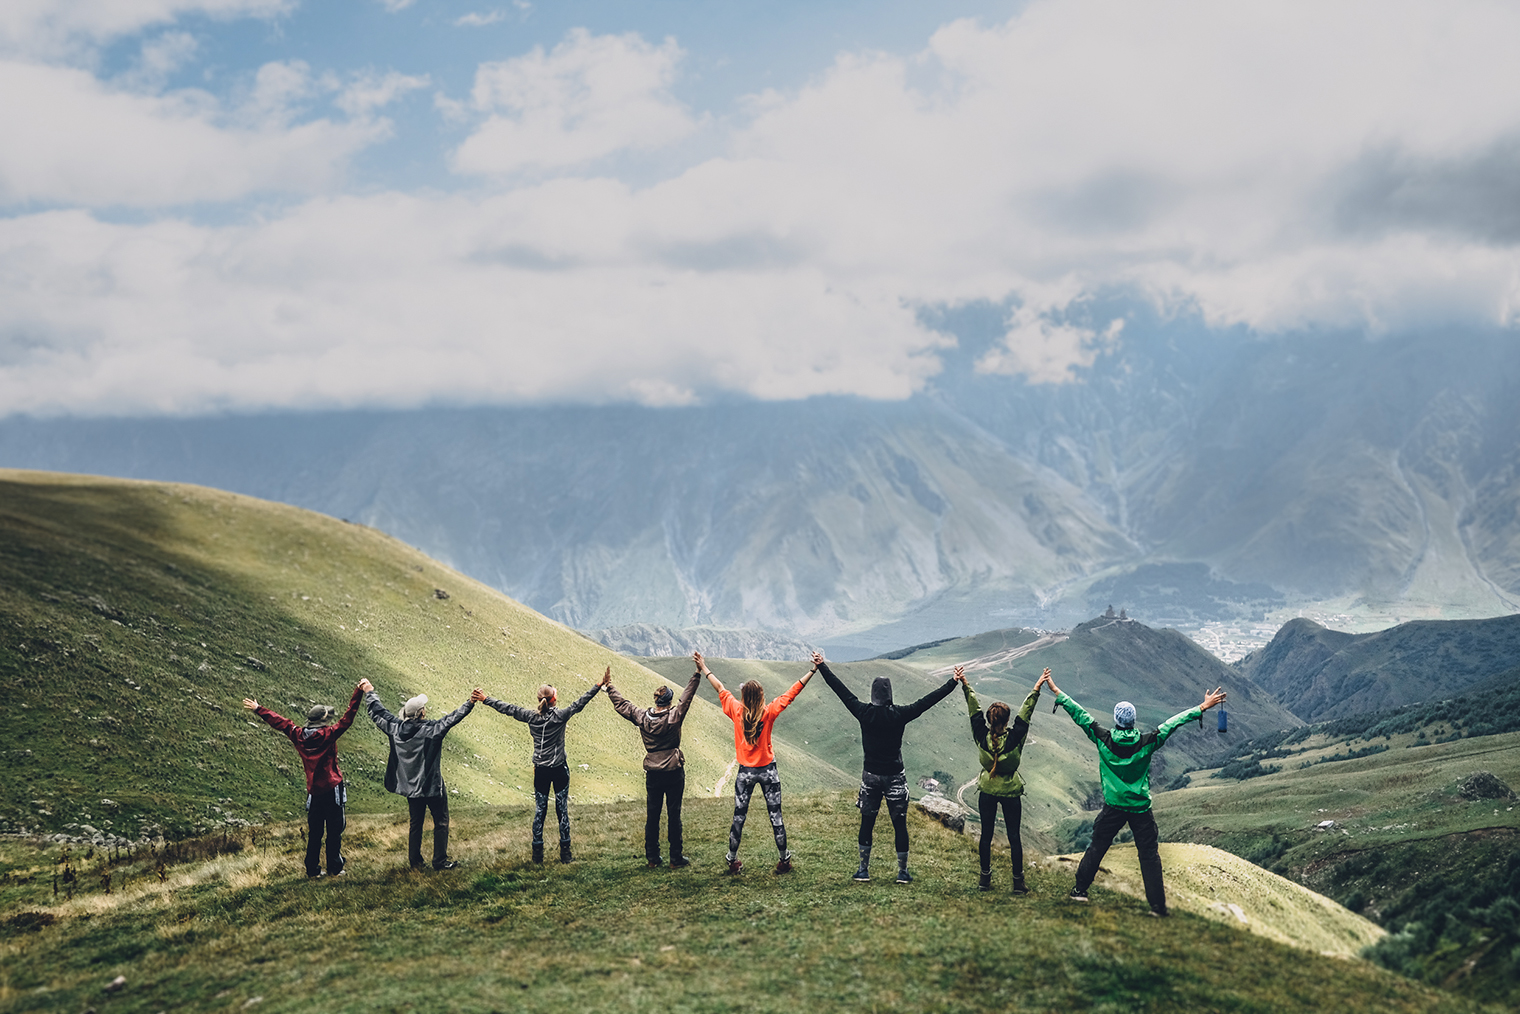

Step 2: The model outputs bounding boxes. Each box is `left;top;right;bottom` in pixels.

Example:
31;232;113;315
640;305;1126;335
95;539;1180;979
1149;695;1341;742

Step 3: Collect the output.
695;650;816;876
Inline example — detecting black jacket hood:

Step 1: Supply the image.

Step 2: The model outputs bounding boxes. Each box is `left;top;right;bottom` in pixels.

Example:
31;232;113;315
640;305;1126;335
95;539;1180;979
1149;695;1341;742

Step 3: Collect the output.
870;677;893;706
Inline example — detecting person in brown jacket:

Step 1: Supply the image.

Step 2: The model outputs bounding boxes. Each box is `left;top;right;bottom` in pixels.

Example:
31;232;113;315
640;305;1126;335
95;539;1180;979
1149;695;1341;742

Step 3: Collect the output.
601;664;701;868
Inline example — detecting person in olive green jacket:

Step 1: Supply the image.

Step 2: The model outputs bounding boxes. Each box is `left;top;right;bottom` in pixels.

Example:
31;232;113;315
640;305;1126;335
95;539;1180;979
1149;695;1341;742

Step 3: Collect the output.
958;666;1047;894
1041;670;1226;916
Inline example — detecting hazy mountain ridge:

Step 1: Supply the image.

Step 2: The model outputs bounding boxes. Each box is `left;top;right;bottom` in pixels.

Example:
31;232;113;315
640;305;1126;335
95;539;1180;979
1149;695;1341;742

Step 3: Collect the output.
1236;613;1520;721
3;326;1519;650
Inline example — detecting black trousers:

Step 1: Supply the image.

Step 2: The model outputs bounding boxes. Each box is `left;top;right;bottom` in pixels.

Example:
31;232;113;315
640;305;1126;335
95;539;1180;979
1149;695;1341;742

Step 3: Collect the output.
977;792;1022;877
1074;804;1166;913
407;794;450;869
857;770;910;853
533;764;572;846
644;768;685;861
305;788;346;876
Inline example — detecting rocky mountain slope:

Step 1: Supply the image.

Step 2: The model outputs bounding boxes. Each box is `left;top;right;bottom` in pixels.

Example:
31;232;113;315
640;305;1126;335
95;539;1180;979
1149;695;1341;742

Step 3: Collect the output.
1236;614;1520;721
4;323;1518;651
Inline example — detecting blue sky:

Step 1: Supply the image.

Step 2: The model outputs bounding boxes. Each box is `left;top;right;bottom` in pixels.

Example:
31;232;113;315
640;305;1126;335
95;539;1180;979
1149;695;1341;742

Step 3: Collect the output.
2;0;1519;416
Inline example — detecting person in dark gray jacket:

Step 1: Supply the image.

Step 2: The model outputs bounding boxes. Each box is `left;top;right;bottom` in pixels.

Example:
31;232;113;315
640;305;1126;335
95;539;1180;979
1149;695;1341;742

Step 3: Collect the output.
601;664;702;868
478;674;602;863
363;678;479;871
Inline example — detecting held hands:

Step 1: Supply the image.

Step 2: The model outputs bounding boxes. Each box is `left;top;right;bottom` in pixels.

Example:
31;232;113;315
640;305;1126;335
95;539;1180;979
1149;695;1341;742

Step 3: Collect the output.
470;688;487;703
242;698;259;711
1036;669;1059;696
1202;686;1227;711
810;650;825;673
692;650;711;675
599;665;612;688
952;665;966;685
358;679;374;694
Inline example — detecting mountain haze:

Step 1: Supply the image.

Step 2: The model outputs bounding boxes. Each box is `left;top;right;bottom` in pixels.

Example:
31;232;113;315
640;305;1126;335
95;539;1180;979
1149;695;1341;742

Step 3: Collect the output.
4;325;1519;652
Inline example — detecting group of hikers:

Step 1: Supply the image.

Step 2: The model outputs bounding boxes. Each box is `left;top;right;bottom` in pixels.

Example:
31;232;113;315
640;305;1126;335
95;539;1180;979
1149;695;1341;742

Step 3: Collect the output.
243;651;1226;917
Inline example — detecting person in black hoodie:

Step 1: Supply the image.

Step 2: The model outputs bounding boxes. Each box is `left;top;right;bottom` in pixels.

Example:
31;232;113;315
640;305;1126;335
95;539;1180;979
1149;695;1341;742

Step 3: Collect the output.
364;680;479;871
812;651;958;884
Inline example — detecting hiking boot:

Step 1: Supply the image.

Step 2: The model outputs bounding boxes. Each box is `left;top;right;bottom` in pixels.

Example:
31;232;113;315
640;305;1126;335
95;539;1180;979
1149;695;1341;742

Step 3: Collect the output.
307;871;326;879
1147;907;1168;918
434;860;458;871
775;857;793;875
1011;879;1029;896
1068;888;1088;903
646;857;664;869
978;871;992;892
531;844;543;864
559;843;573;864
895;868;913;884
669;856;691;869
330;868;347;879
852;865;871;882
724;859;743;876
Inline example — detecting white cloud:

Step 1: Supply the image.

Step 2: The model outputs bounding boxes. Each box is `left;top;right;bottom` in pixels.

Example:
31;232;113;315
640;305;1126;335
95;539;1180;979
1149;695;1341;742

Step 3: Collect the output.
452;28;697;174
0;60;384;205
375;0;415;12
455;11;506;28
6;4;1520;414
337;70;429;119
0;0;290;58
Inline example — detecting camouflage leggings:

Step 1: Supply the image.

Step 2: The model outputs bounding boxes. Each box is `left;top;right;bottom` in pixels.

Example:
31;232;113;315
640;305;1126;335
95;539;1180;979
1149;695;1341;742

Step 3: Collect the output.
728;762;788;859
533;764;572;845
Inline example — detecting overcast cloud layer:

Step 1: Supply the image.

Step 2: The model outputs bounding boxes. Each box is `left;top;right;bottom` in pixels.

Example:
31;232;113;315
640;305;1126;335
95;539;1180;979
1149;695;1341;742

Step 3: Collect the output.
2;0;1519;415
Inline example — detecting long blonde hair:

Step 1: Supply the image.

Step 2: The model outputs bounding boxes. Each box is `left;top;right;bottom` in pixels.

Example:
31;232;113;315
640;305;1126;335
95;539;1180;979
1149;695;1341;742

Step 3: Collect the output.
536;684;556;715
740;681;766;745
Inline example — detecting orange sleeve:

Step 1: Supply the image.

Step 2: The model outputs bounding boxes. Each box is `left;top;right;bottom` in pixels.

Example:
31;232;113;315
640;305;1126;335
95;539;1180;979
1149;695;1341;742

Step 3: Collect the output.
766;681;805;719
719;687;741;720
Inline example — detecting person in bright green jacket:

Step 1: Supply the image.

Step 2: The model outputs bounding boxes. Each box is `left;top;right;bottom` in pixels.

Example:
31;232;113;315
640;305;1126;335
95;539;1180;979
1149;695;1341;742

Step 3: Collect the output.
1040;670;1226;916
957;666;1048;895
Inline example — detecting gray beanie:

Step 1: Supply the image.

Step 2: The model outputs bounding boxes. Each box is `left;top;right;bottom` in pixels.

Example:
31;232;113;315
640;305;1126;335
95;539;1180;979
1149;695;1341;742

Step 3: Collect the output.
402;694;428;719
306;704;335;726
653;685;674;707
1113;701;1136;729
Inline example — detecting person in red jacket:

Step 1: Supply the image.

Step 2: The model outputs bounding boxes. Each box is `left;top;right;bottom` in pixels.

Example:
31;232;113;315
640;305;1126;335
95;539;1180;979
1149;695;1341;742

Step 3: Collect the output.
244;679;367;878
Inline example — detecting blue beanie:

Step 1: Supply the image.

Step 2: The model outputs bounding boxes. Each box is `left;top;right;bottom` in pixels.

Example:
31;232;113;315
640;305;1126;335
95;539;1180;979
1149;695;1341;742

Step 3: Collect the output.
1113;701;1136;729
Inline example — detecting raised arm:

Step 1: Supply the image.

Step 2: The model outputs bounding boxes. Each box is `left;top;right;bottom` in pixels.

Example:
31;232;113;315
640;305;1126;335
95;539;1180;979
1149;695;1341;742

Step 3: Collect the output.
813;654;865;717
558;683;601;720
365;690;400;736
330;681;365;736
695;651;724;695
602;674;643;724
668;669;703;722
1016;670;1049;723
434;695;478;734
246;698;297;736
899;674;958;722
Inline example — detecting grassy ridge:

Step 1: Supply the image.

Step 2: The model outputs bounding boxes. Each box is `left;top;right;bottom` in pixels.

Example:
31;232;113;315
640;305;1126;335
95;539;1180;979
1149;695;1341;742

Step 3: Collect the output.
1151;721;1520;1006
0;796;1487;1014
0;470;847;839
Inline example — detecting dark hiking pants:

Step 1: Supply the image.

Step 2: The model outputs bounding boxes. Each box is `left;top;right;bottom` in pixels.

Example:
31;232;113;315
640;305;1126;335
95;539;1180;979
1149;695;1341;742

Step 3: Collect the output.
1074;804;1166;913
305;785;346;876
407;794;450;869
533;764;572;846
645;768;685;862
857;770;910;853
728;762;787;859
978;792;1023;877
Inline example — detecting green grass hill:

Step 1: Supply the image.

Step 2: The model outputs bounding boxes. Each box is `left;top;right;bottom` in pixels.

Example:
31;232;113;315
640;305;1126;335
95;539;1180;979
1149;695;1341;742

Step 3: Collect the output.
1150;673;1520;1007
0;796;1490;1014
0;469;847;840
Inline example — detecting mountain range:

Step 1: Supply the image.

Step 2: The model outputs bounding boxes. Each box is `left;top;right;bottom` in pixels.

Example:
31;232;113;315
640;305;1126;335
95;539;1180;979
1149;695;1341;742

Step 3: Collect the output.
4;317;1518;653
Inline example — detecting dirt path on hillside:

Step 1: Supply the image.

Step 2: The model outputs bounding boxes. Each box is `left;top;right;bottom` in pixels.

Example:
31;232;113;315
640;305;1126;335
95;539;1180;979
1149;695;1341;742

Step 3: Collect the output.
928;632;1067;678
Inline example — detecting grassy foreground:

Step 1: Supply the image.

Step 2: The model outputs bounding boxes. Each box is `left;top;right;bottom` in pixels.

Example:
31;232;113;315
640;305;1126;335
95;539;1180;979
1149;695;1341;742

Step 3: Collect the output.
0;796;1490;1014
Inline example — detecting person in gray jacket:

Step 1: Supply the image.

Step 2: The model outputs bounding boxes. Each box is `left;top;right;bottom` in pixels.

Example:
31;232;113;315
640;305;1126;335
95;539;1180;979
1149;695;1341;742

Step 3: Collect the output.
478;674;602;863
362;678;479;871
601;664;702;868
